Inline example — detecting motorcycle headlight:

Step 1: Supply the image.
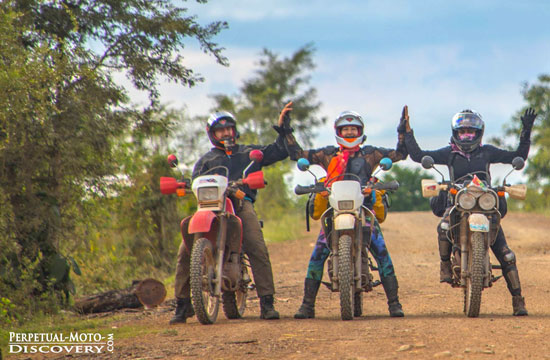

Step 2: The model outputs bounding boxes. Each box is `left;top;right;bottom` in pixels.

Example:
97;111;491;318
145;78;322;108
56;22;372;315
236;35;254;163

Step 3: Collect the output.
479;192;497;210
457;192;476;210
338;200;354;211
197;187;218;201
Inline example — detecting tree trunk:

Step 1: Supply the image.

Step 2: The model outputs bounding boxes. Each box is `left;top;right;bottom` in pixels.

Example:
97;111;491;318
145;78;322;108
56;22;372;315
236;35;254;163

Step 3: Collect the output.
74;281;142;314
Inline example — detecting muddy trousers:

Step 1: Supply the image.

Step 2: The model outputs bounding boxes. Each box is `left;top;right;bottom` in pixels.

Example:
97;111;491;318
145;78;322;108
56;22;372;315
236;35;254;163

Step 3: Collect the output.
305;219;396;281
174;199;276;299
438;219;523;296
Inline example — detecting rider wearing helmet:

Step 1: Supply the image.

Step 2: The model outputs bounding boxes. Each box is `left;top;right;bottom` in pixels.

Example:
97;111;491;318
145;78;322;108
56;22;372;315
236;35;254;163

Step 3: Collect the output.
206;111;240;153
401;106;537;316
170;109;289;324
451;110;485;153
277;102;408;319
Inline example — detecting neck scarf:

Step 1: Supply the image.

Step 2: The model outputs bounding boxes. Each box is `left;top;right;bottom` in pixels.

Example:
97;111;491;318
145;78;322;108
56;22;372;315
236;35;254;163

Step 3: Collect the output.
325;145;360;186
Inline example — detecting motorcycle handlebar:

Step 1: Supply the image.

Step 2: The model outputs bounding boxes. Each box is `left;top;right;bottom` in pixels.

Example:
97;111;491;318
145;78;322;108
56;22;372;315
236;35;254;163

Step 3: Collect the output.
294;184;315;195
372;180;400;191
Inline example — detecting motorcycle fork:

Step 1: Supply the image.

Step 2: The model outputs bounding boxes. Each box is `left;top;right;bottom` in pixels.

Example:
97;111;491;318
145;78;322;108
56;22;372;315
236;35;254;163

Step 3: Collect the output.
214;214;228;297
459;216;468;287
354;219;362;292
330;227;339;291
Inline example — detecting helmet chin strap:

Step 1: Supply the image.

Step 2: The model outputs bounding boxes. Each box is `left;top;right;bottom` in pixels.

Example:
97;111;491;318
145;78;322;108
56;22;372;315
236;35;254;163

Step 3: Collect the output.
219;136;236;156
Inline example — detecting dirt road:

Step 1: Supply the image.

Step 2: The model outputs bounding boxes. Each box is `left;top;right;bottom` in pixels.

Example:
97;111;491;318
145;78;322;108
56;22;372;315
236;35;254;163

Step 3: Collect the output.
20;211;550;359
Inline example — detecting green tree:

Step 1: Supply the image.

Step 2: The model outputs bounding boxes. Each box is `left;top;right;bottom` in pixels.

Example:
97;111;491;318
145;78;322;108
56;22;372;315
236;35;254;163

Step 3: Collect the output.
0;0;226;317
382;165;434;212
501;75;550;211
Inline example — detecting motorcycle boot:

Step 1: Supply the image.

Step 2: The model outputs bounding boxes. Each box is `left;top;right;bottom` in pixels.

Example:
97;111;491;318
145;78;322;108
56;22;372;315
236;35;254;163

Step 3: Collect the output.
440;260;452;284
169;297;195;324
501;249;528;316
294;278;321;319
381;275;405;317
512;295;528;316
259;294;280;320
438;222;452;284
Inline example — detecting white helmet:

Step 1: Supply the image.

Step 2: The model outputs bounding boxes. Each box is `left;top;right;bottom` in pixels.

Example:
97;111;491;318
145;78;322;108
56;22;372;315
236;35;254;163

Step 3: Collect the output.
334;110;366;148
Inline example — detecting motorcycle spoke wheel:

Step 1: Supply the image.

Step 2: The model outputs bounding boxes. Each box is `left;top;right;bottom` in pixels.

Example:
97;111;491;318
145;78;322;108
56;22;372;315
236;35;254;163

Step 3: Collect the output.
464;232;485;318
223;265;248;319
190;238;219;324
338;234;354;321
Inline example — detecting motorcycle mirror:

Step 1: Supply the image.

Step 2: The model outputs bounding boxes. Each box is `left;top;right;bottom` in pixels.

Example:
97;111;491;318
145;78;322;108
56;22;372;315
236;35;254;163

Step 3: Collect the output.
249;150;264;163
421;155;435;169
512;157;525;171
297;158;310;172
167;154;178;168
379;157;393;171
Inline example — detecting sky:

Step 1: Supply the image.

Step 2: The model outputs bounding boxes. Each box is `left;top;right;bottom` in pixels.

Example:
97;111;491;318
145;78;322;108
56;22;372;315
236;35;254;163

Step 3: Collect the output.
130;0;550;183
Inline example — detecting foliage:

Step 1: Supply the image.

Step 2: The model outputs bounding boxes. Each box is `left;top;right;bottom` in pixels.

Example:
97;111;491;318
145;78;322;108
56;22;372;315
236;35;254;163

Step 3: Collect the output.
381;164;434;211
0;1;226;321
500;74;550;211
209;43;326;147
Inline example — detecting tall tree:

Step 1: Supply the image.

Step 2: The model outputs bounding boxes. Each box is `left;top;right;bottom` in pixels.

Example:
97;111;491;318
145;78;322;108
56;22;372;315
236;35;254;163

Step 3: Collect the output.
0;0;227;313
501;75;550;210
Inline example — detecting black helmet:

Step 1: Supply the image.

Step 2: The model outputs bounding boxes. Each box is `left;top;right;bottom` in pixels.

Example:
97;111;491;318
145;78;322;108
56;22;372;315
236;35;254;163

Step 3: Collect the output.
206;111;239;148
451;109;484;153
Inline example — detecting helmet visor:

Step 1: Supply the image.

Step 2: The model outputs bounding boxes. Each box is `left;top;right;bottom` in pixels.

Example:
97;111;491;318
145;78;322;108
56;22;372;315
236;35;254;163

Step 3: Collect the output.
452;112;483;130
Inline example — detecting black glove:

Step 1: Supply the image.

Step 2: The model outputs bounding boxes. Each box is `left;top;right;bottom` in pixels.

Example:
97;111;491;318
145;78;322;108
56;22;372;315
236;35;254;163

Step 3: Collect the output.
282;109;291;129
521;108;537;130
397;105;410;134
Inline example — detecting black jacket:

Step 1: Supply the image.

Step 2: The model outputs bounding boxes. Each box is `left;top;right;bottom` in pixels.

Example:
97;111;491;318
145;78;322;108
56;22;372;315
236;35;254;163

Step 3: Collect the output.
192;136;288;202
404;131;530;183
284;132;408;185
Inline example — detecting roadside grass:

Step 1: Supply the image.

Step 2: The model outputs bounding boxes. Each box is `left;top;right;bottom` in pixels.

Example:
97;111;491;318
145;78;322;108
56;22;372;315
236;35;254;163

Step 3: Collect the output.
262;212;306;243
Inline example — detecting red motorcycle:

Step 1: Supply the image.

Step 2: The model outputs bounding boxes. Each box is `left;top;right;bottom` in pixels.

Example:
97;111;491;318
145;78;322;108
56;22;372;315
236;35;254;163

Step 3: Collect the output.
160;150;265;324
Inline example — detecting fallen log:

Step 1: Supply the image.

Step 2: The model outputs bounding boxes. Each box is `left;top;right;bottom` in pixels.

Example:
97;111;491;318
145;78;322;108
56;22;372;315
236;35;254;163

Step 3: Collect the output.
74;279;166;314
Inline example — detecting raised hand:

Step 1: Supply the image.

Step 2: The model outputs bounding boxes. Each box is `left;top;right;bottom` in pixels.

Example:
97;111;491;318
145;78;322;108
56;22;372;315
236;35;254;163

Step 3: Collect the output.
397;105;411;133
521;107;537;129
278;101;293;128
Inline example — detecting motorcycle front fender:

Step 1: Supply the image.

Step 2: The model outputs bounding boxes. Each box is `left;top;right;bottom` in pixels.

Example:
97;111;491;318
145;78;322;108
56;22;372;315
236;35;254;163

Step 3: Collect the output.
334;213;355;230
189;210;217;234
468;213;490;232
182;211;219;252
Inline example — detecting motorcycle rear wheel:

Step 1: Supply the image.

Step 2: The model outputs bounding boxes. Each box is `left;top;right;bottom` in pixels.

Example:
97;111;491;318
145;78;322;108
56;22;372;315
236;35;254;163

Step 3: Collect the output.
222;264;248;319
464;232;485;318
338;234;354;321
190;238;220;324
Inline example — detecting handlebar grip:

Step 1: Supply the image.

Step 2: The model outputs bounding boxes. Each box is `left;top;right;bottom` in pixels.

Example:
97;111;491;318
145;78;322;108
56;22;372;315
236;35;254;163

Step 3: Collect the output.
294;185;314;195
373;180;400;191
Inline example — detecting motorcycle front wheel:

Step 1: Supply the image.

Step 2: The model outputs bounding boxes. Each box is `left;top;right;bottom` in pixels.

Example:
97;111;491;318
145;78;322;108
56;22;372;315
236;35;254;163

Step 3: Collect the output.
190;238;220;324
464;232;485;317
338;234;354;321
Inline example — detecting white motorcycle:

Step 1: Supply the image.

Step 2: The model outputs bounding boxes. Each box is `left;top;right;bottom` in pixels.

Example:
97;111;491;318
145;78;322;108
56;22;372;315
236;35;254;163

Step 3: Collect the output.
294;157;399;320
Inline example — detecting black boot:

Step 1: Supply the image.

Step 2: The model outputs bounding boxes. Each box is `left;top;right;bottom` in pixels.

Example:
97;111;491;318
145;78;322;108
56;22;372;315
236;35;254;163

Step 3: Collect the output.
503;267;528;316
440;260;452;283
438;226;452;284
354;292;363;317
294;278;321;319
381;276;404;317
512;295;528;316
169;298;195;324
259;295;280;320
